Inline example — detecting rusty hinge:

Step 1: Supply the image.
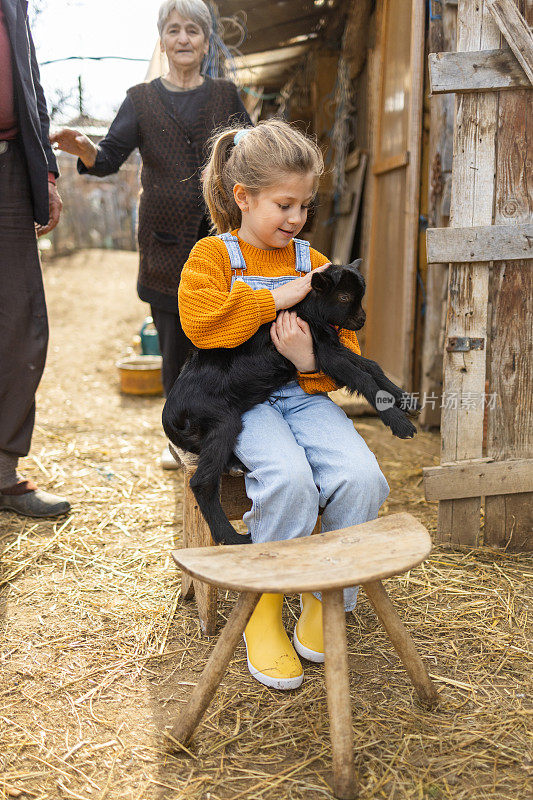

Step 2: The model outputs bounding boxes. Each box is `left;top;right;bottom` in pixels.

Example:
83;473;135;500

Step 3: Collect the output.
446;337;485;352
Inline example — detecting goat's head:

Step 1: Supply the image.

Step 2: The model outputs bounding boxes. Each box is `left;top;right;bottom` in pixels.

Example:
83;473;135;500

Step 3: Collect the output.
309;260;366;331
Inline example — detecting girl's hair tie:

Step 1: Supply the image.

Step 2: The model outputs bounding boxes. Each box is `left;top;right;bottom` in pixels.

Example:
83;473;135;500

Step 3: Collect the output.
233;129;251;146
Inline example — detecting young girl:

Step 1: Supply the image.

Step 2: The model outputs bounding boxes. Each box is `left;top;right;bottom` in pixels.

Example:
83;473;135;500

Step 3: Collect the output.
178;119;389;690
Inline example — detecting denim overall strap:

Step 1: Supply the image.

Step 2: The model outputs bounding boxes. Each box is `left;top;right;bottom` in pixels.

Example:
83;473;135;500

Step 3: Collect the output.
293;237;312;274
218;232;247;274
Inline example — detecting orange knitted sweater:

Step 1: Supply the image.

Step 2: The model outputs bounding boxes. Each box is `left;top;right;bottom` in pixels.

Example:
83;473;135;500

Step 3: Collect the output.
178;231;361;394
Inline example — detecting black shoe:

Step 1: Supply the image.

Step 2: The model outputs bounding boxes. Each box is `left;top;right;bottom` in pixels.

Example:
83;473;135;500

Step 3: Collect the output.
0;483;70;518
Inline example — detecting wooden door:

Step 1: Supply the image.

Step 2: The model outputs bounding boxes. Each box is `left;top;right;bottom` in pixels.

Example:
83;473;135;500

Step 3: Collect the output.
364;0;425;389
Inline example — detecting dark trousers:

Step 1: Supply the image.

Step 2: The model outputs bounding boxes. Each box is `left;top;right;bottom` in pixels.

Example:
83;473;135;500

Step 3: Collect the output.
150;216;210;396
150;306;192;396
0;140;48;457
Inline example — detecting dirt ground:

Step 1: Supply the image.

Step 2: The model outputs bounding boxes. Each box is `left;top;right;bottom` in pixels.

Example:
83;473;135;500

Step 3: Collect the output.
1;250;531;800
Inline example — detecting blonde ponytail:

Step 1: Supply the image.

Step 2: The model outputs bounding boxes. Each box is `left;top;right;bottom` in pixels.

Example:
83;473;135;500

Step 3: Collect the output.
203;127;245;233
202;119;324;234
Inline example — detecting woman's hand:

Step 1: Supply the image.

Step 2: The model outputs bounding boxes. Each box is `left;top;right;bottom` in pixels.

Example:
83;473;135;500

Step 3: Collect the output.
270;263;330;311
49;128;98;168
270;311;317;373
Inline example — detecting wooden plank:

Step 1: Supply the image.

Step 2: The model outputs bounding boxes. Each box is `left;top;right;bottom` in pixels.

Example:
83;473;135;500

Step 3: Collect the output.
330;152;368;265
426;222;533;262
485;493;533;550
420;1;457;429
437;0;500;546
429;47;531;93
169;444;251;521
182;467;218;635
234;45;308;70
344;149;361;172
412;67;430;399
220;474;252;520
423;458;533;500
372;151;410;175
177;470;193;600
364;0;425;391
402;0;426;393
242;13;326;56
485;11;533;553
486;0;533;84
356;0;382;372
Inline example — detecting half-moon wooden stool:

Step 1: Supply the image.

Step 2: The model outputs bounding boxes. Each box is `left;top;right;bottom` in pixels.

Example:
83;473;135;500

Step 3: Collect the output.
169;512;438;800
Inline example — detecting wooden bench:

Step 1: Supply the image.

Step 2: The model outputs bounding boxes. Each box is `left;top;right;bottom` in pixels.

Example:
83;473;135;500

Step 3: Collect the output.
169;512;438;800
169;443;321;635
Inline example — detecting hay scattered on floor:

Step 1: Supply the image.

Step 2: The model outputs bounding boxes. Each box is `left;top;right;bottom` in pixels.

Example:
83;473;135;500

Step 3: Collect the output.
1;251;531;800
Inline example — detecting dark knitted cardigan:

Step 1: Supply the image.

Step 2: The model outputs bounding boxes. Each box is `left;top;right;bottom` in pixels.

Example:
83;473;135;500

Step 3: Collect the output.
79;77;250;311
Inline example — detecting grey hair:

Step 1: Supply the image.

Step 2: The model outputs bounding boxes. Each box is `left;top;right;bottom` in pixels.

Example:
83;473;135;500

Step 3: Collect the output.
157;0;213;40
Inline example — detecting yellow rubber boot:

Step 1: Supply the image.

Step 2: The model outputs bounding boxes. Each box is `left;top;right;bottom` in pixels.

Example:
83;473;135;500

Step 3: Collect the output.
293;592;325;663
243;593;304;690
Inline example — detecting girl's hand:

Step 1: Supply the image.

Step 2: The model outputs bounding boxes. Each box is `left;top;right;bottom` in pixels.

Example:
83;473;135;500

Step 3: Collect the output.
49;128;98;168
270;311;317;373
270;263;330;311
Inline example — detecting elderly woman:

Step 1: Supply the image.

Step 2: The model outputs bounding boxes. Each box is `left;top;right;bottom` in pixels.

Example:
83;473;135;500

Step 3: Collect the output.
51;0;250;464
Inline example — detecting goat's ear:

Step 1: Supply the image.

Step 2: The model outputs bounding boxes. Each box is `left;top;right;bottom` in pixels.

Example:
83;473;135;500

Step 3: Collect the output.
349;258;363;271
311;270;334;293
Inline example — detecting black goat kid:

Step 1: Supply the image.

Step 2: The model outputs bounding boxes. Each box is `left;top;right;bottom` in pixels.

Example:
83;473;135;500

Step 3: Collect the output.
163;260;417;546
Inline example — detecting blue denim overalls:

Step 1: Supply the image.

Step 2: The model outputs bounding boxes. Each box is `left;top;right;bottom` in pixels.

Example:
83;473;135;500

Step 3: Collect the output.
217;233;390;611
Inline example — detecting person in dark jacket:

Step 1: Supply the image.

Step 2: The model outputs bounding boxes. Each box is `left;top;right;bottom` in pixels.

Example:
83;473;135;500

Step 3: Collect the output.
51;0;251;467
0;0;70;517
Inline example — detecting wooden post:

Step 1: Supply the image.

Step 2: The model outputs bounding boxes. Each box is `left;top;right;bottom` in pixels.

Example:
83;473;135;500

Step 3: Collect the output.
170;591;260;746
437;0;501;545
363;580;438;706
420;1;457;428
183;467;218;634
322;589;358;800
484;0;533;551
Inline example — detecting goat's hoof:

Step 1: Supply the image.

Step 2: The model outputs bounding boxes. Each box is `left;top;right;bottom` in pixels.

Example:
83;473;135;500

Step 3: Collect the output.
226;455;247;477
382;408;417;439
392;420;417;439
228;465;246;477
218;532;252;546
211;526;252;545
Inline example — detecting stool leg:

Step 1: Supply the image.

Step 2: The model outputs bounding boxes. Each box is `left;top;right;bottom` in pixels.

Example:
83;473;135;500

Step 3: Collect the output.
170;591;260;746
363;580;438;706
322;589;358;800
194;579;218;636
183;468;218;634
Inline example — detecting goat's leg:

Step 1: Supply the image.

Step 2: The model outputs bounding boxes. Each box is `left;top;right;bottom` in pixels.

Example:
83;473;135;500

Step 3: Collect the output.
190;414;251;546
317;346;417;439
350;354;420;415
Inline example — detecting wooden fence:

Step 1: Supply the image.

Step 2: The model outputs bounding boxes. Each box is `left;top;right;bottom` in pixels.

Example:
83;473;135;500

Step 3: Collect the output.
49;151;140;256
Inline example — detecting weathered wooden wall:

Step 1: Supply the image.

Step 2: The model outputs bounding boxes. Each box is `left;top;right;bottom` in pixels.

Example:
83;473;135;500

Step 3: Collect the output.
425;0;533;550
484;0;533;550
